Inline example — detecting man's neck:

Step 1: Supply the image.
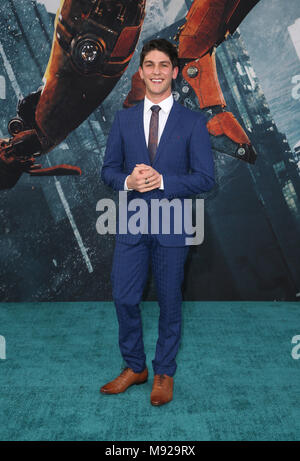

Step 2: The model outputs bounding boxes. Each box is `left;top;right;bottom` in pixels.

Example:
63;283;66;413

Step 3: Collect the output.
145;90;172;104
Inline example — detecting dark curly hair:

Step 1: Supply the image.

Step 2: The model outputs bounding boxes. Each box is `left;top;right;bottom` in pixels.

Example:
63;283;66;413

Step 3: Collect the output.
140;39;179;68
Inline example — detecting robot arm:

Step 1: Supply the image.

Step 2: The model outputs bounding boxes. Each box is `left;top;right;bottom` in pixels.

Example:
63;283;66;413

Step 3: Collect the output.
124;0;260;164
0;0;146;189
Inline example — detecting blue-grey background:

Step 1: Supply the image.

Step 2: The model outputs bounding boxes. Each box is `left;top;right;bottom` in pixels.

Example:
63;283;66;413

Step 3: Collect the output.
0;0;300;302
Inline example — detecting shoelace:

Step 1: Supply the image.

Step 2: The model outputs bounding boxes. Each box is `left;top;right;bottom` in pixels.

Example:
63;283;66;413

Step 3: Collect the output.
155;374;166;387
115;367;131;384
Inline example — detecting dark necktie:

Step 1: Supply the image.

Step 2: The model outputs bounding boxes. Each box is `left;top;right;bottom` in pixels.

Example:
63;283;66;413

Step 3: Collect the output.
148;105;161;164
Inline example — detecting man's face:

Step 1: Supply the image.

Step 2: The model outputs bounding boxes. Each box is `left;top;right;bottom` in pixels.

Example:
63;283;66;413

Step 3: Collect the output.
139;49;178;101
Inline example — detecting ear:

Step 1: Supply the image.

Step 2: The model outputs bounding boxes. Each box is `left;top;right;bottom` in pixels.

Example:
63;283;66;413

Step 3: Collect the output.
138;66;144;80
172;66;179;80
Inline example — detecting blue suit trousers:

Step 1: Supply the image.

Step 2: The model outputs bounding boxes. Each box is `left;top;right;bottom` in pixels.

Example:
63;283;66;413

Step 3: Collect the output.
111;234;189;377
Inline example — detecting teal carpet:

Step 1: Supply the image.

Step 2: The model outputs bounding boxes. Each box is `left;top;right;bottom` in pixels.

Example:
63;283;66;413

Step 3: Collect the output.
0;301;299;441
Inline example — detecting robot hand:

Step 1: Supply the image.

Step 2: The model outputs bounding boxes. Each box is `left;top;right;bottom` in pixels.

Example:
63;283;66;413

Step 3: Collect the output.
0;89;81;189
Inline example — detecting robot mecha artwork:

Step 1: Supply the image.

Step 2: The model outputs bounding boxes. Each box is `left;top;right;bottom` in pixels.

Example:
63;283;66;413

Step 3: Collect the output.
0;0;260;190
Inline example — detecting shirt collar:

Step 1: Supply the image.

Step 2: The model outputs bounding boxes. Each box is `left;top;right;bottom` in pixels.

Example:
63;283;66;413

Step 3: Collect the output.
144;94;174;114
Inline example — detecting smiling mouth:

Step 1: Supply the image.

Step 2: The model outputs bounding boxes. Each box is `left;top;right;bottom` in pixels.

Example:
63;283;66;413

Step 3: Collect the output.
151;79;163;83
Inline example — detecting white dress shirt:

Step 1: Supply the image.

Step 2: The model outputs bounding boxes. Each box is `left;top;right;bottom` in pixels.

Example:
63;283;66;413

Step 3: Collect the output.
124;93;174;190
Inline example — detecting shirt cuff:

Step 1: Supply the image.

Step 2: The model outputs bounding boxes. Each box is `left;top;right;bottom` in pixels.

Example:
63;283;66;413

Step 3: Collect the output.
124;175;133;191
159;175;164;190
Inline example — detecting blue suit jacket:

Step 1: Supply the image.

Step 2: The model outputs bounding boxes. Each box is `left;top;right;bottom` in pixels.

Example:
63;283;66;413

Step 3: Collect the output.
101;100;215;246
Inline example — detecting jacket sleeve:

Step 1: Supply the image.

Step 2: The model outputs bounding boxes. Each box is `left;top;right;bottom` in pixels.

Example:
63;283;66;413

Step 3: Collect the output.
100;111;128;191
162;114;215;199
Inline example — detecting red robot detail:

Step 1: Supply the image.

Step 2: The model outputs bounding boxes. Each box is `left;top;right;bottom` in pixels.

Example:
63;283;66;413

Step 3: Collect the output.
0;0;260;190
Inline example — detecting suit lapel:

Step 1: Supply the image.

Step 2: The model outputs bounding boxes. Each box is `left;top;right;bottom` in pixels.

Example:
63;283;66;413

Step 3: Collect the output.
135;101;151;164
152;101;181;167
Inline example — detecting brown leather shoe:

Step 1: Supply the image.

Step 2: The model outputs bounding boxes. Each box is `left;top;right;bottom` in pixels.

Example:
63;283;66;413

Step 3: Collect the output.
100;367;148;394
150;374;174;406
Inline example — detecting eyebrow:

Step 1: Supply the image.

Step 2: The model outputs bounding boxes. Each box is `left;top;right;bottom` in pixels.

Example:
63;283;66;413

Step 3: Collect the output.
144;60;171;65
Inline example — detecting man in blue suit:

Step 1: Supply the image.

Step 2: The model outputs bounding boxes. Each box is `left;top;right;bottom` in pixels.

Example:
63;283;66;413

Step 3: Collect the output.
100;39;215;405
